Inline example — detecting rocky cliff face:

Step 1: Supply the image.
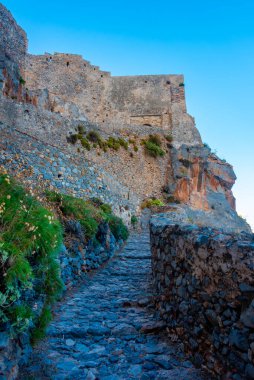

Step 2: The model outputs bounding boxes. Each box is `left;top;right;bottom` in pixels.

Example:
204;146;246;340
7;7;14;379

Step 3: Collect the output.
0;3;27;98
168;144;237;212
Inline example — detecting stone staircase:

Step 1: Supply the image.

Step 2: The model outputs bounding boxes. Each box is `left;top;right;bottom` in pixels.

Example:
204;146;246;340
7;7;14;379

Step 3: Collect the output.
19;232;204;380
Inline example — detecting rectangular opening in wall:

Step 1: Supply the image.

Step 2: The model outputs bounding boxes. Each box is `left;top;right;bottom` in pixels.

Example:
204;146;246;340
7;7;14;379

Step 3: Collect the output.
130;115;162;127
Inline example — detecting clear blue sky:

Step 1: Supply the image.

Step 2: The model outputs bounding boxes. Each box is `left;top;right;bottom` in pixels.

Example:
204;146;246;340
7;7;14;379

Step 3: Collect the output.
3;0;254;229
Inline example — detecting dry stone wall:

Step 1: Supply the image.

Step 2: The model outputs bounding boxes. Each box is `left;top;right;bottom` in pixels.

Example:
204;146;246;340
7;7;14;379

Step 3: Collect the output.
150;214;254;379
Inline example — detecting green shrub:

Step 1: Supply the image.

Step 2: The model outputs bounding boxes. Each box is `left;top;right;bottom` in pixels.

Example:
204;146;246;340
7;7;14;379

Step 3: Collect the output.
9;305;34;333
134;145;138;152
144;141;165;157
118;138;128;150
46;192;100;240
77;125;86;134
148;134;162;146
19;77;26;85
100;203;112;214
106;215;129;241
67;134;79;144
141;198;165;209
143;135;165;158
80;138;91;150
165;134;173;143
31;305;52;343
0;174;63;335
179;82;185;87
45;192;128;242
131;215;138;226
87;130;101;143
107;137;120;151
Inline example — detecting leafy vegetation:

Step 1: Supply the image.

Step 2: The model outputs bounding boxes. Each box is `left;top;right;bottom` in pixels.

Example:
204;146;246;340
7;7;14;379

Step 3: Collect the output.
144;141;165;158
80;137;91;150
144;135;165;158
107;215;129;241
0;174;63;337
131;215;138;226
0;174;129;341
165;134;173;143
67;134;79;144
141;198;165;209
45;191;129;242
66;129;130;153
147;134;162;147
87;130;102;144
19;77;26;85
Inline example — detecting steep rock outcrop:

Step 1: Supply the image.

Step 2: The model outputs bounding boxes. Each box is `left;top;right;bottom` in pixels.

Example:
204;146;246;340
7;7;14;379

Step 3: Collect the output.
168;144;237;213
0;3;27;98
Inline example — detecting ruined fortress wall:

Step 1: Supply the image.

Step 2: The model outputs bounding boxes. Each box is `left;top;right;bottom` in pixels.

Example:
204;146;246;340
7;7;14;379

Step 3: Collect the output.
0;3;27;69
110;75;186;116
107;75;186;128
24;52;193;132
25;53;111;121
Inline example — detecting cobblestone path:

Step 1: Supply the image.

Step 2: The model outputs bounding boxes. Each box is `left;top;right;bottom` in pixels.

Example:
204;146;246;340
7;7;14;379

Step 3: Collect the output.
20;233;204;380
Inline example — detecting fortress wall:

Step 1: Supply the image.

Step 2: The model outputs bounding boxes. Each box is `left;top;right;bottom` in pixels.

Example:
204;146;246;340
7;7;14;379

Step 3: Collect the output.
24;53;190;130
108;75;173;128
0;94;170;202
25;53;111;121
0;122;140;223
109;74;186;127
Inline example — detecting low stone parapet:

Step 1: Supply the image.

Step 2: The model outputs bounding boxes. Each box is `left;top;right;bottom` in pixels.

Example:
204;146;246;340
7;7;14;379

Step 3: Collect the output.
150;214;254;378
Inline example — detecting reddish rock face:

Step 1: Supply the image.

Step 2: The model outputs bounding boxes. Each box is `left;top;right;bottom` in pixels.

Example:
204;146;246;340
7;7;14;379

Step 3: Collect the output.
169;145;237;212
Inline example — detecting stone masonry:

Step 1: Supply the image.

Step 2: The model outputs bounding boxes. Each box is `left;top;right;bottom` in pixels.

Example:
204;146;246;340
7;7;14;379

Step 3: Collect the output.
0;2;239;218
25;53;200;147
19;232;205;380
150;213;254;378
0;122;139;224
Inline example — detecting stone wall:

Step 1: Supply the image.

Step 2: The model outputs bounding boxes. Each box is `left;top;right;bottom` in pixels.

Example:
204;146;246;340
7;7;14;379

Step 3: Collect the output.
0;122;140;224
25;53;110;121
150;214;254;378
0;91;241;216
107;74;186;129
0;220;124;379
24;52;202;146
